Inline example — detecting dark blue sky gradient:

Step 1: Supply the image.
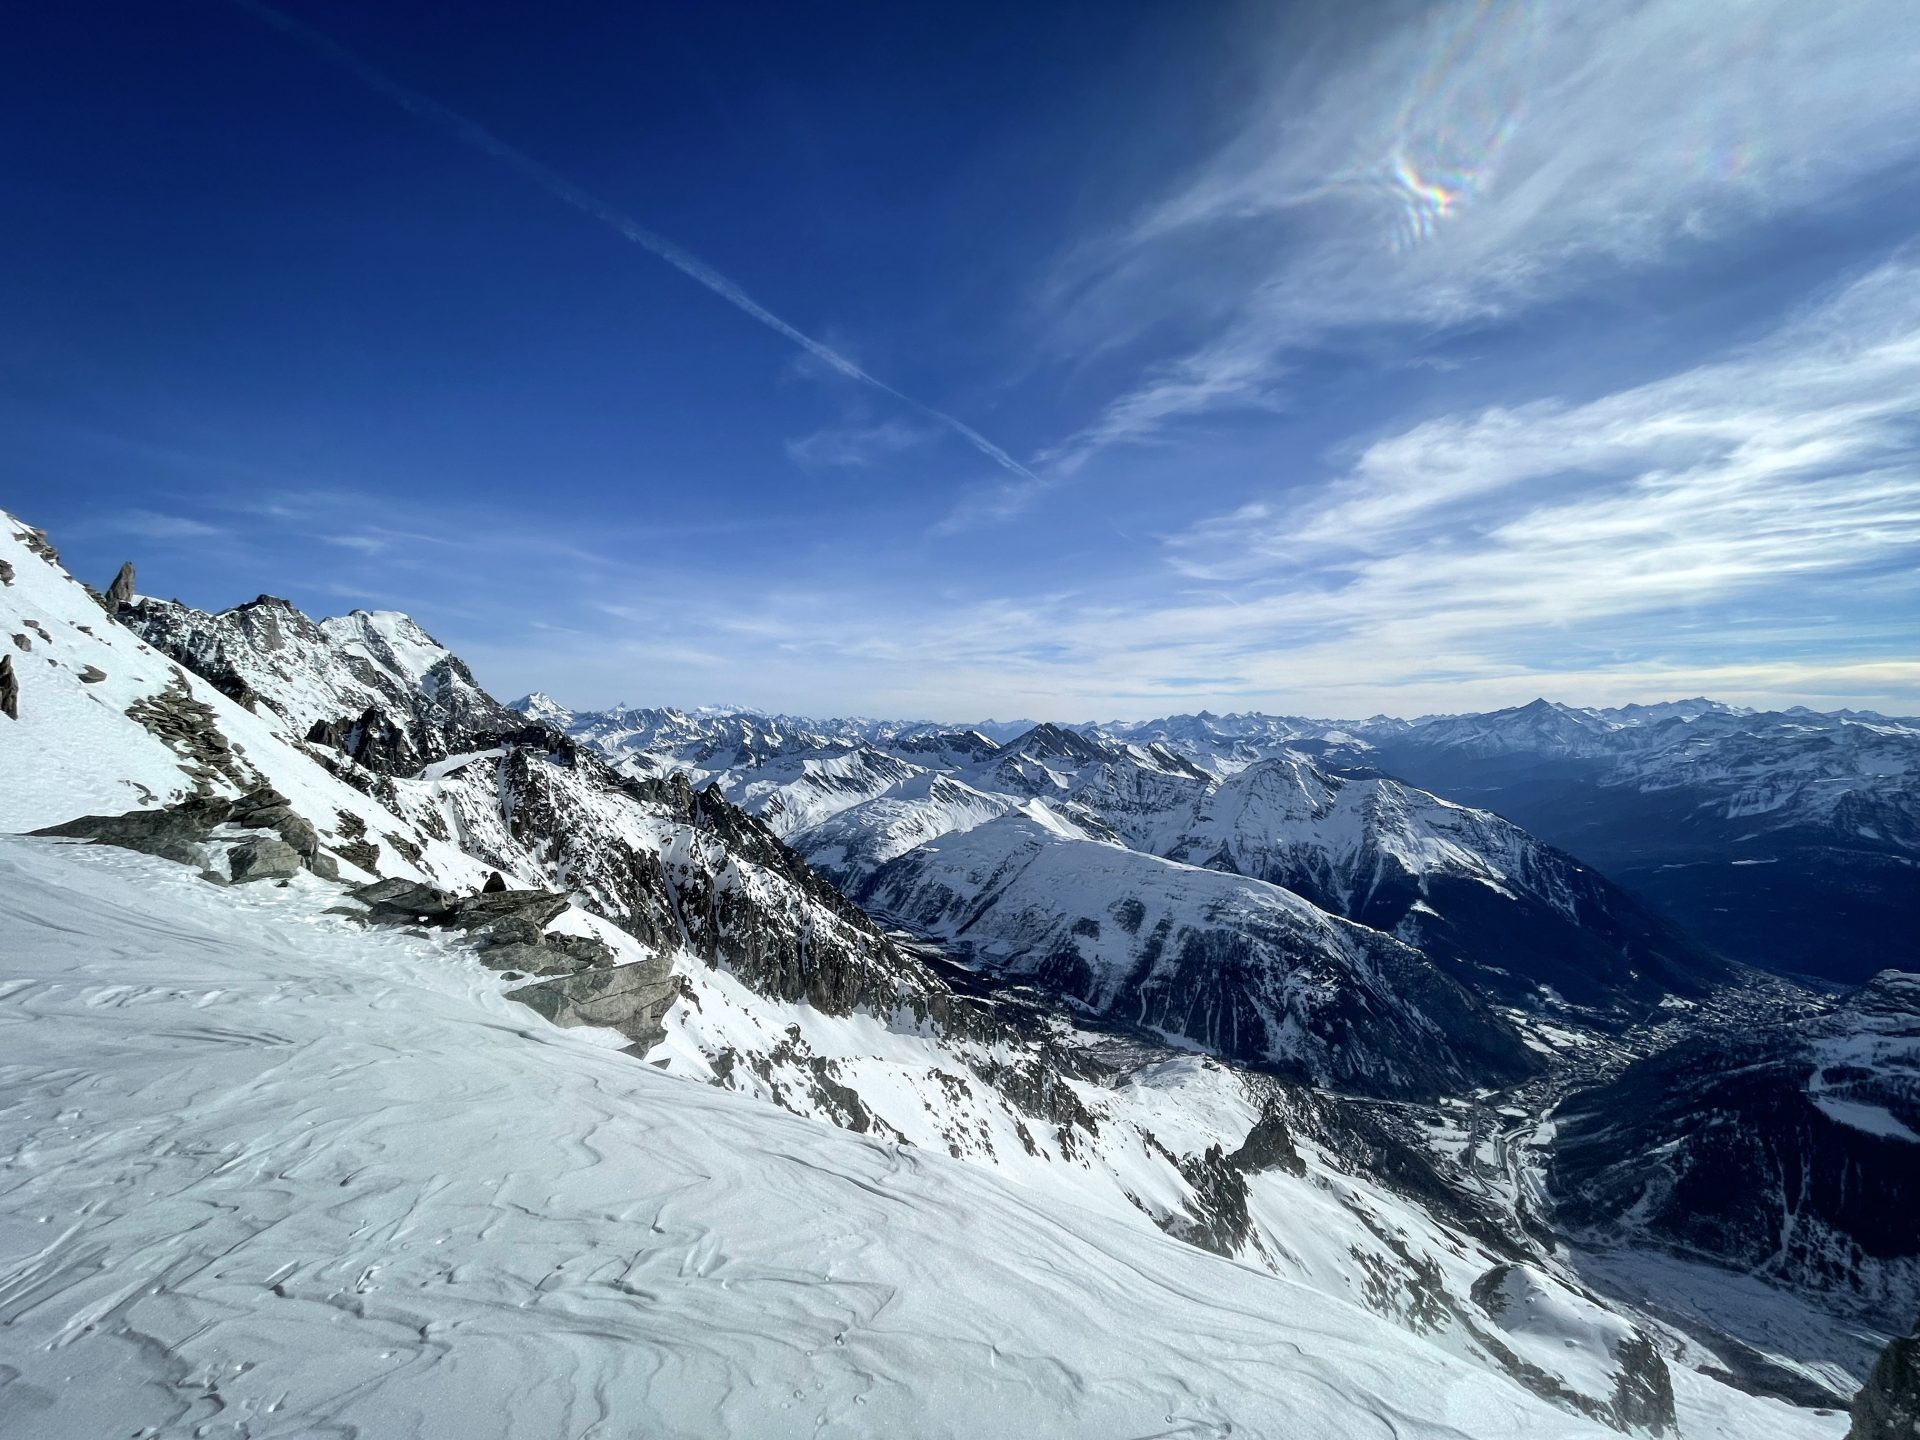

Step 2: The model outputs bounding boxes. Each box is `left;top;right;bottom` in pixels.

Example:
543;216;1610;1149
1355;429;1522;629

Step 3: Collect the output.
4;0;1917;718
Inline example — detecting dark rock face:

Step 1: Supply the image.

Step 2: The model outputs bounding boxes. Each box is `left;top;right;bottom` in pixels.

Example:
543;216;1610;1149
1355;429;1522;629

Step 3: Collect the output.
32;797;233;867
229;834;301;883
1609;1334;1677;1436
1851;1320;1920;1440
230;786;320;858
482;870;506;893
105;561;136;608
1552;971;1920;1311
475;756;948;1028
0;653;16;720
331;810;380;873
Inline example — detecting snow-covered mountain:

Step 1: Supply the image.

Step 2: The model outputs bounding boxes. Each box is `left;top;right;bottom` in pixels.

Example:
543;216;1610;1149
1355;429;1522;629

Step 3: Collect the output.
598;713;1725;1033
0;512;1885;1436
1357;702;1920;984
852;810;1539;1098
0;517;1683;1425
121;591;521;774
1163;755;1726;1015
550;692;1917;986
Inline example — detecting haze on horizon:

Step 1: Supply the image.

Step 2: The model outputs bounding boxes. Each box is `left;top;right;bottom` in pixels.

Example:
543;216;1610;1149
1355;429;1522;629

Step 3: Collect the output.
6;0;1919;720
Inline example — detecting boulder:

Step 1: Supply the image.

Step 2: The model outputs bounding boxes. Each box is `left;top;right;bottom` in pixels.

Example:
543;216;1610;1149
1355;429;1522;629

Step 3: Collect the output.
234;804;320;858
229;835;301;883
229;785;290;820
306;851;341;882
547;933;617;970
78;665;106;683
235;802;298;831
1851;1320;1920;1440
277;813;321;857
105;561;136;608
475;915;547;950
511;956;678;1048
482;870;507;893
351;877;456;919
0;653;16;720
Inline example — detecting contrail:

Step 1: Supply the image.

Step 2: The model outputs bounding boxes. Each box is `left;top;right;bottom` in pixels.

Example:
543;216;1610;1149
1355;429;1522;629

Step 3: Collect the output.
220;0;1038;484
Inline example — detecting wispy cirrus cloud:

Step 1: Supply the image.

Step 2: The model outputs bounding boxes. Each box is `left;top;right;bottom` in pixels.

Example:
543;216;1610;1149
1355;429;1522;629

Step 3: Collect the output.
639;257;1920;719
1025;0;1920;492
785;417;940;472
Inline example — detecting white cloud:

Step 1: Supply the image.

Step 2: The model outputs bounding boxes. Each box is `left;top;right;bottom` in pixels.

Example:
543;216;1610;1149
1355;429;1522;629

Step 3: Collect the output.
629;259;1920;719
1039;0;1920;478
108;509;228;542
785;418;940;471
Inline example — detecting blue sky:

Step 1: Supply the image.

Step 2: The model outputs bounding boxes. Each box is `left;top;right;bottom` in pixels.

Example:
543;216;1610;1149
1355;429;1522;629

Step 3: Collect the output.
6;0;1920;720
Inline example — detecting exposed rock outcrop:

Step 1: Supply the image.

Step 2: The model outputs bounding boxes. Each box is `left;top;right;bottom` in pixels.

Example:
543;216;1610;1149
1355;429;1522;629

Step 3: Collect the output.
228;785;321;858
512;957;678;1049
32;791;345;884
31;797;233;867
1851;1319;1920;1440
0;653;16;720
124;671;258;796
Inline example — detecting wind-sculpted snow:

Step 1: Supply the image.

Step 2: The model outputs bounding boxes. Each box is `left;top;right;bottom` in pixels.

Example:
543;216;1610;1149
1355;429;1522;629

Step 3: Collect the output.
854;814;1537;1098
0;837;1631;1440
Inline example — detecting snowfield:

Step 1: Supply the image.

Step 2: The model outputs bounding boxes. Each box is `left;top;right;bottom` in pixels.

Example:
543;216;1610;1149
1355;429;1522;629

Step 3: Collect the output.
0;837;1628;1440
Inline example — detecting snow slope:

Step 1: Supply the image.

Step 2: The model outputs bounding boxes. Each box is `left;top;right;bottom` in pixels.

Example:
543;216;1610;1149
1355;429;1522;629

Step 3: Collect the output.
0;514;483;890
854;813;1538;1097
0;836;1646;1440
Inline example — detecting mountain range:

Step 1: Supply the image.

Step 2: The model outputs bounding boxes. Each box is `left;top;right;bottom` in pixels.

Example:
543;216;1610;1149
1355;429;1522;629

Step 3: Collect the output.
2;509;1914;1438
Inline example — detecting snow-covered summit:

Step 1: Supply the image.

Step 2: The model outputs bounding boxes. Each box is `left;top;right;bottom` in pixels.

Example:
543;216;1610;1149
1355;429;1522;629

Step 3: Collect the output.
507;688;574;728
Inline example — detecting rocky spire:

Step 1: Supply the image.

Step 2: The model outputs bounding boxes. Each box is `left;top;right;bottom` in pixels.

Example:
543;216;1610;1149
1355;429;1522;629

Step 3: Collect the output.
0;653;16;720
105;561;136;608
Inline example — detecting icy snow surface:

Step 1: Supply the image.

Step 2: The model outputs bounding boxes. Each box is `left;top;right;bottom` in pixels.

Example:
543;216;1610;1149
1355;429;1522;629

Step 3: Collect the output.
0;837;1626;1440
